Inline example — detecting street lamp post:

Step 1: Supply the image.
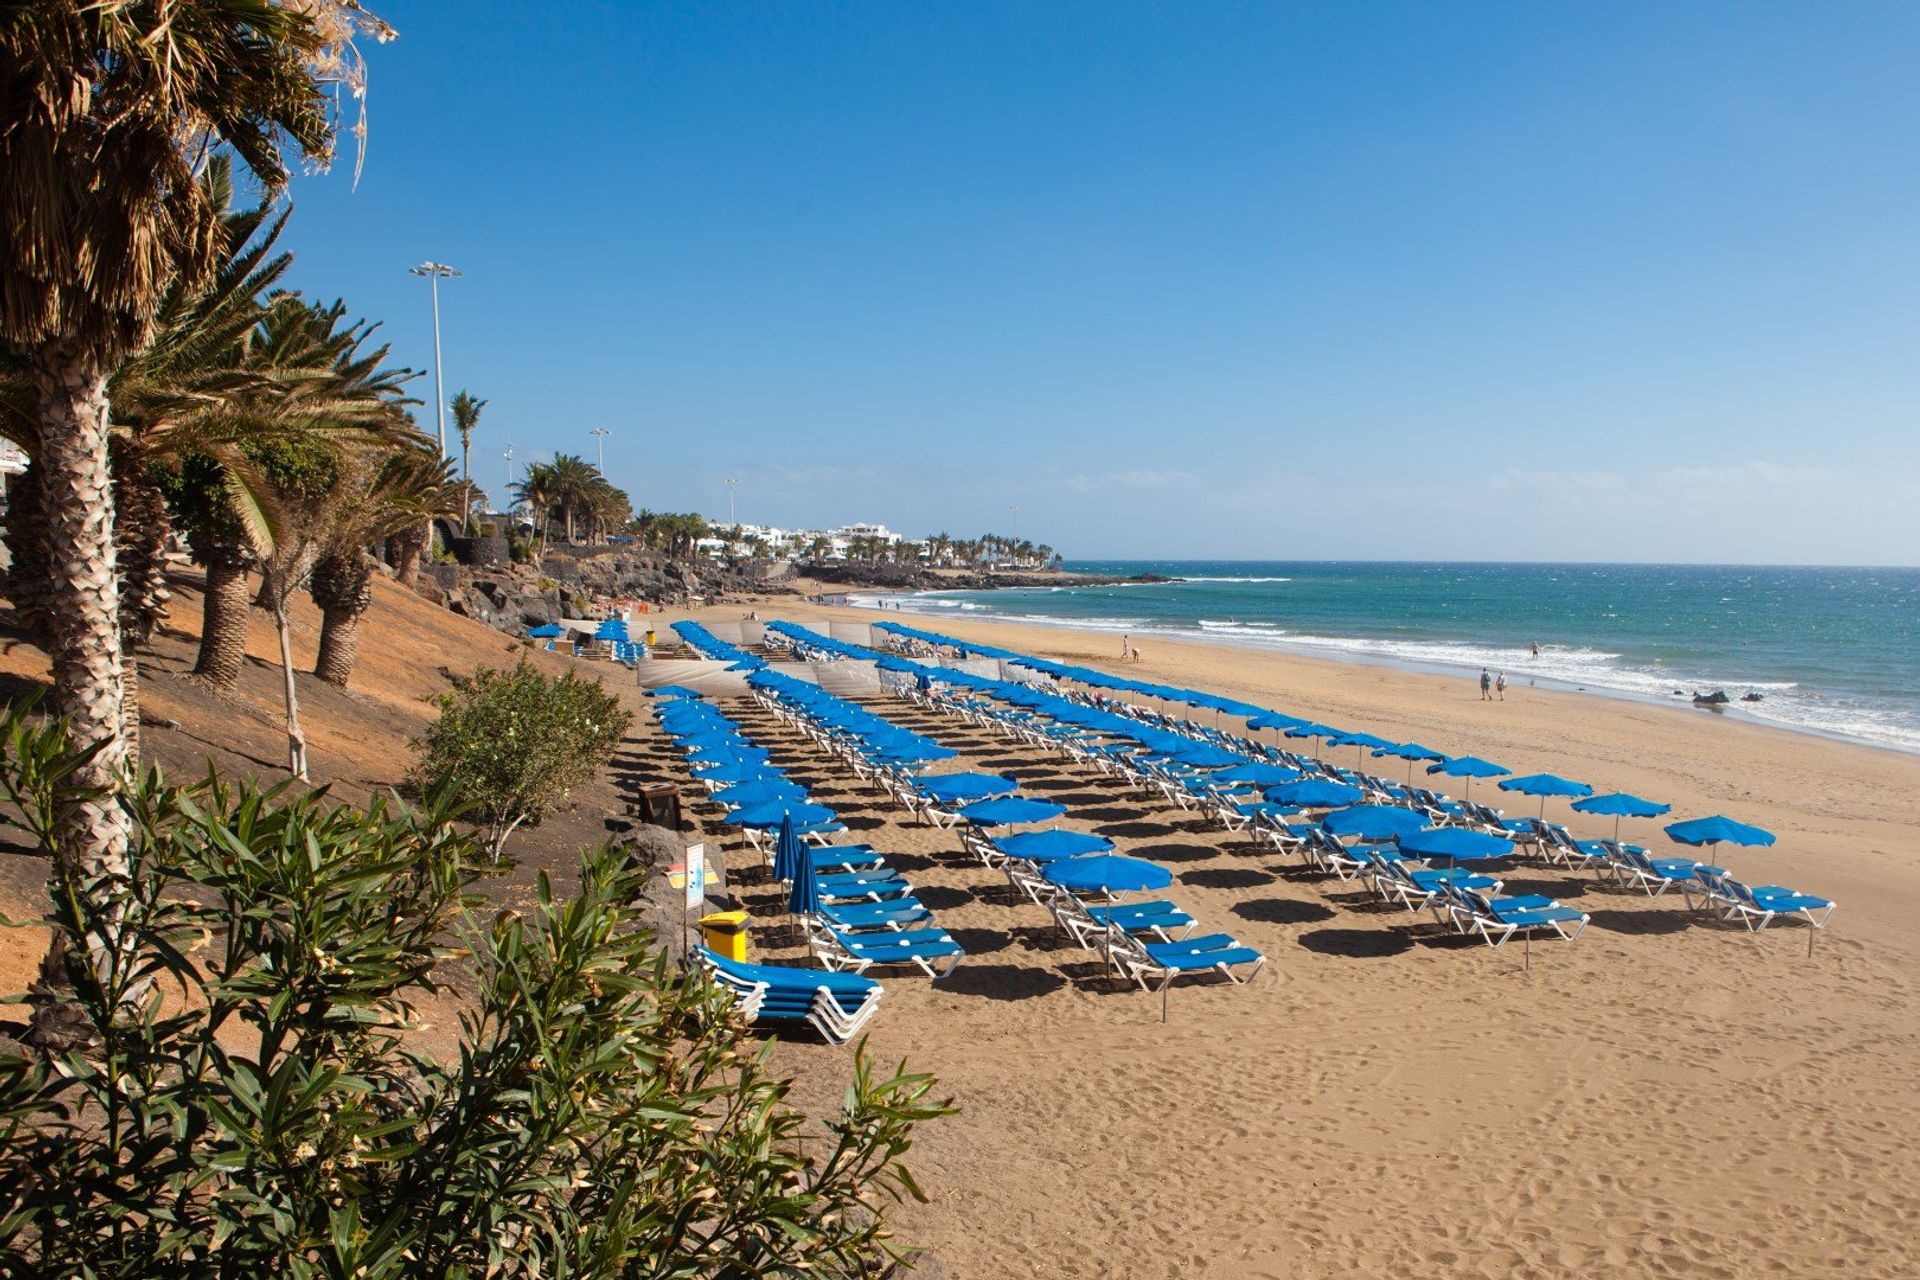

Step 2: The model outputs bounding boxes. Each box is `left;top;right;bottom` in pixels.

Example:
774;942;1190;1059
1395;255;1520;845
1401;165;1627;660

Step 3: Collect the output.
590;427;610;474
725;476;738;527
503;443;515;508
409;261;461;457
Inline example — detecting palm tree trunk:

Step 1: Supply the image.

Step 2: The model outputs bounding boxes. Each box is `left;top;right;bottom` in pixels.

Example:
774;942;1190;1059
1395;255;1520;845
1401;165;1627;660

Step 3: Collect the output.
314;607;361;687
193;552;253;690
26;347;133;1050
271;603;308;780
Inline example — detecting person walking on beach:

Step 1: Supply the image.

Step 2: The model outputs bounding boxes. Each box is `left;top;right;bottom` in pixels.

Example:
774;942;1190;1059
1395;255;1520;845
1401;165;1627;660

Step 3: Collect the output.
1496;671;1507;700
1121;634;1130;660
1480;668;1492;700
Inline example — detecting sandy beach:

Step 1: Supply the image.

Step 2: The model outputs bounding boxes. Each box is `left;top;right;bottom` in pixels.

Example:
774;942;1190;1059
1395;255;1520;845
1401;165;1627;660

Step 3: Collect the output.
660;599;1920;1277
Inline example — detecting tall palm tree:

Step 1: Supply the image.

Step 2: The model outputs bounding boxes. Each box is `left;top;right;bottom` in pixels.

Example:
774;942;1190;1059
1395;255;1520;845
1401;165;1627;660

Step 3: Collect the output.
0;2;388;984
448;389;485;528
310;439;455;687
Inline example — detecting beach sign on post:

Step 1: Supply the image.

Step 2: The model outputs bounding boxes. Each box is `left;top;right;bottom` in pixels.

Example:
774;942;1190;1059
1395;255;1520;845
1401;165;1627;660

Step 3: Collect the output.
684;843;705;955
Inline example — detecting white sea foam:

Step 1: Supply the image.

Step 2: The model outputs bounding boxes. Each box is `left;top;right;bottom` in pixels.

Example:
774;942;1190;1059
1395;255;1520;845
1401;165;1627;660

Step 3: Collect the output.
1174;576;1293;583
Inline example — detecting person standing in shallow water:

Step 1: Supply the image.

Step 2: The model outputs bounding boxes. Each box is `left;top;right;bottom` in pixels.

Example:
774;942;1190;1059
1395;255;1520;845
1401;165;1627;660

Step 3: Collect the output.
1480;668;1492;700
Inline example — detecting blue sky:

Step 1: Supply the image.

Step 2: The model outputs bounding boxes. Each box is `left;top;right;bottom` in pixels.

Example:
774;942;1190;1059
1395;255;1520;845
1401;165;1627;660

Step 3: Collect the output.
278;2;1920;564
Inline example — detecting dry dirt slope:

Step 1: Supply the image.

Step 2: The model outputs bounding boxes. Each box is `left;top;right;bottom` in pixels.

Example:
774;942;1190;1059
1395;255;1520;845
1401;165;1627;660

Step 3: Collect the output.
0;569;641;1002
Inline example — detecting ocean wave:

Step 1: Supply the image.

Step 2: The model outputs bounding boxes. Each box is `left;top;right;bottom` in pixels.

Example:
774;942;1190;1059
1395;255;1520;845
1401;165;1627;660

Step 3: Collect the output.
1174;576;1293;583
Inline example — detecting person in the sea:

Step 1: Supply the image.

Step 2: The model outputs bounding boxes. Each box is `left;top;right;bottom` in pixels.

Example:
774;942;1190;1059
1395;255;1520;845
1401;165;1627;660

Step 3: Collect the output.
1496;671;1507;700
1531;641;1540;658
1480;668;1492;700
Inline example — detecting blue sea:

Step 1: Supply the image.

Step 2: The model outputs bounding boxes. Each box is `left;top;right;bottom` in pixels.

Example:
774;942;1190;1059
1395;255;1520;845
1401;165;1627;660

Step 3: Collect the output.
849;561;1920;754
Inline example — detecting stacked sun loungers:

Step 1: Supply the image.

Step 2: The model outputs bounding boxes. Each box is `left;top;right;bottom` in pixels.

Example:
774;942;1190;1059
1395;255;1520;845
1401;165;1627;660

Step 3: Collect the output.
693;947;883;1044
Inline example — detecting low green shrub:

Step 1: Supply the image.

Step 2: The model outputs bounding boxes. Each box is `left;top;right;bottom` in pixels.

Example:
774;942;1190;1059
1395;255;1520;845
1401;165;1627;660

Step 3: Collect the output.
0;705;949;1278
410;661;630;858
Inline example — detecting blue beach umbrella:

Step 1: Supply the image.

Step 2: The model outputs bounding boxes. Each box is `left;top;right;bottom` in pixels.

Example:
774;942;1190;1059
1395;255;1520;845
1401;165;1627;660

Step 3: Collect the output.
648;684;706;700
1210;761;1302;787
1284;723;1342;755
1426;755;1512;801
1498;772;1595;819
690;760;776;785
1268;778;1365;810
1169;743;1248;769
1042;854;1174;896
786;840;822;917
712;779;807;809
993;829;1115;864
956;796;1068;827
725;801;837;830
771;812;804;883
918;772;1019;804
1374;741;1447;784
1326;730;1395;770
1570;791;1672;841
594;617;630;642
1398;826;1515;864
1321;804;1429;842
527;623;564;638
1664;815;1776;849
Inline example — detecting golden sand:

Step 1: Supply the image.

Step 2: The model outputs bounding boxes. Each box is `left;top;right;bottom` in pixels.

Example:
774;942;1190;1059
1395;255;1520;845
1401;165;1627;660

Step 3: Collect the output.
671;601;1920;1278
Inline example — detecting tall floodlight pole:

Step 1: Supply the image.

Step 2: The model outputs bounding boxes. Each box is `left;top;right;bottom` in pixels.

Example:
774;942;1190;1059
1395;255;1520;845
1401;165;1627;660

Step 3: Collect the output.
503;443;516;507
590;427;610;474
726;476;738;526
1009;504;1020;567
409;262;461;457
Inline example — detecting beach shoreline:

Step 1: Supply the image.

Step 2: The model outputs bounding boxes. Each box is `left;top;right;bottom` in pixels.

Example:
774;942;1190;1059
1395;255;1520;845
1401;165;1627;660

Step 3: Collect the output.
829;582;1920;759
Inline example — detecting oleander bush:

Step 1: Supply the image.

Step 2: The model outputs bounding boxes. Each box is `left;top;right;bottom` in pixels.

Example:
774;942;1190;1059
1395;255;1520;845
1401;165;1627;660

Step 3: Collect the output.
411;661;632;858
0;705;949;1278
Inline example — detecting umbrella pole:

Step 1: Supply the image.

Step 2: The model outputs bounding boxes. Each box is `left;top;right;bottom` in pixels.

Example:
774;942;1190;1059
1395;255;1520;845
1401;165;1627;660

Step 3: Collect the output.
1162;980;1169;1024
1524;929;1531;972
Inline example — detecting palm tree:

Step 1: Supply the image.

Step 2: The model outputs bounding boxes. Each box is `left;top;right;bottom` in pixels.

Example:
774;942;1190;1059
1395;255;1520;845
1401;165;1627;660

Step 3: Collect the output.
0;2;389;967
448;389;485;528
511;460;560;548
310;440;456;687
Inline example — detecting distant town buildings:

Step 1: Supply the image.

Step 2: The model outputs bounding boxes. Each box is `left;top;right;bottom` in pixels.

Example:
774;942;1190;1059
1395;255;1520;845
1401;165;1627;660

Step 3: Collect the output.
694;521;903;561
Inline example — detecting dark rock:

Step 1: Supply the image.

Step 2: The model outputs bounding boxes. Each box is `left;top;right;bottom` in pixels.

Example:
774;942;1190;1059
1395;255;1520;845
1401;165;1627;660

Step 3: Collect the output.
1741;692;1763;702
1693;690;1730;706
621;824;729;963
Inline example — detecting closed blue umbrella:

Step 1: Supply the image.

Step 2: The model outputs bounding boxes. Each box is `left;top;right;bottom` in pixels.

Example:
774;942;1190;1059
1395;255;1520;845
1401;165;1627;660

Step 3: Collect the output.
1571;791;1672;840
993;829;1114;864
787;839;821;917
918;772;1019;804
1398;826;1515;864
1042;854;1173;896
1664;815;1775;849
725;800;837;830
956;796;1068;827
1321;804;1428;841
1268;778;1365;809
1426;755;1511;801
771;812;803;883
1497;772;1595;819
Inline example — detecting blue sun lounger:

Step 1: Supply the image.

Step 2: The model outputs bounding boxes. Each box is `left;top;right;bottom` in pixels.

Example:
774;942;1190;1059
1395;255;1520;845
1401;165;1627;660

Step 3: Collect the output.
693;948;882;1044
1049;895;1196;948
1695;868;1836;955
818;896;934;932
1108;928;1266;992
1440;883;1588;967
808;924;964;979
1603;840;1705;899
809;844;886;872
815;869;914;902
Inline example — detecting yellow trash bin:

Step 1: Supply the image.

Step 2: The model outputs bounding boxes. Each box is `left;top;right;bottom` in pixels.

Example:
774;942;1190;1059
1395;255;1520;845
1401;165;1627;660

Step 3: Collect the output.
699;910;750;962
645;628;657;647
